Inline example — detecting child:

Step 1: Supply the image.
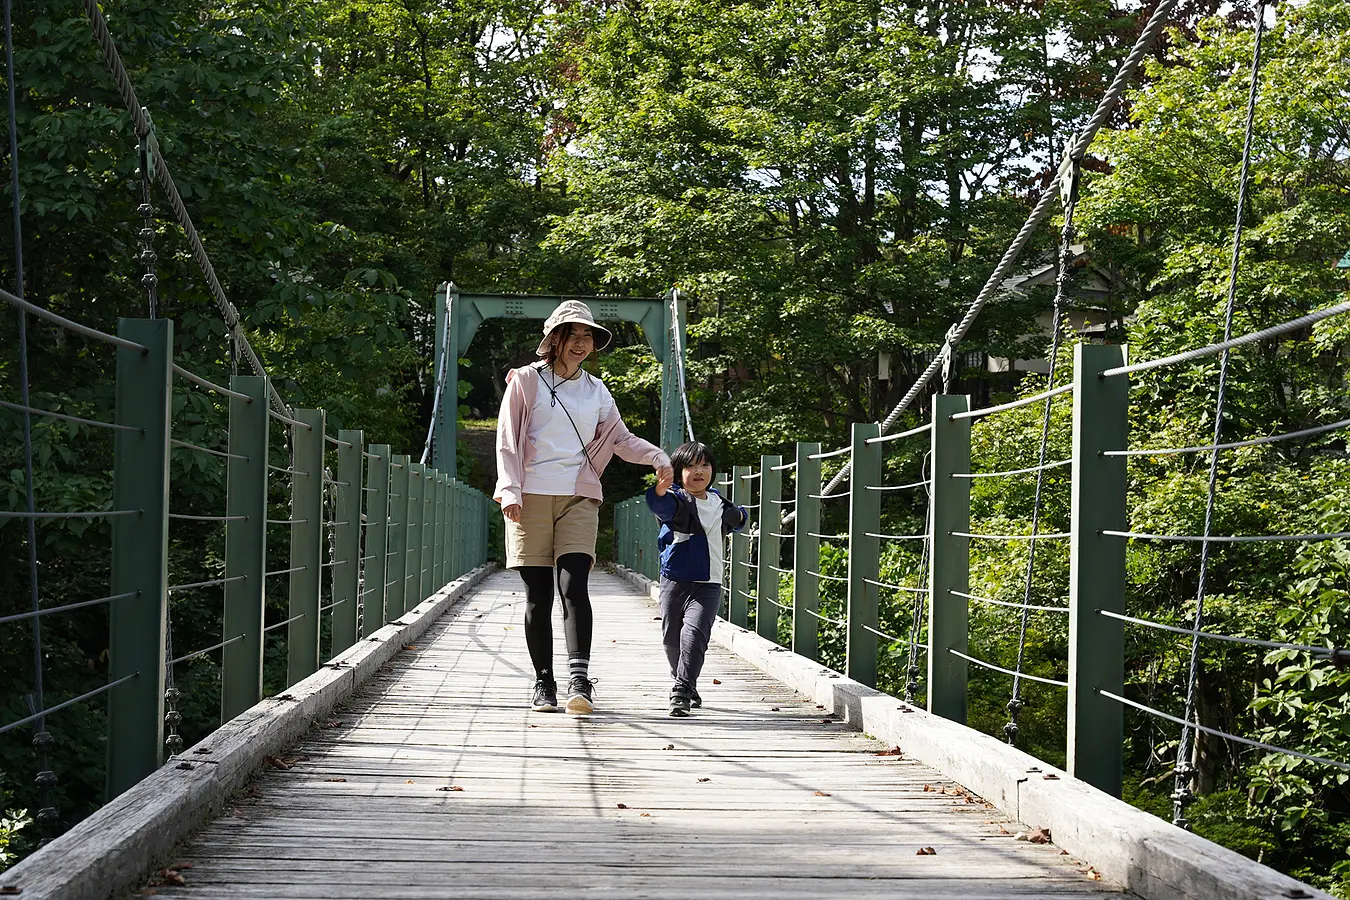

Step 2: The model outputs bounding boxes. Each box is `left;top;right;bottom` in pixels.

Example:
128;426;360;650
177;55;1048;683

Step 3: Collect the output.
645;441;748;717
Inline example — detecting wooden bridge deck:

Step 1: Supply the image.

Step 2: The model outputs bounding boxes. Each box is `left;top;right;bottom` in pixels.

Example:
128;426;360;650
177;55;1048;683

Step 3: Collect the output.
146;569;1126;899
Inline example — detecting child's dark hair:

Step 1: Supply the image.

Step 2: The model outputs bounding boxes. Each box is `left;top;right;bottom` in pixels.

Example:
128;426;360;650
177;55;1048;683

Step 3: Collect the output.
670;441;716;488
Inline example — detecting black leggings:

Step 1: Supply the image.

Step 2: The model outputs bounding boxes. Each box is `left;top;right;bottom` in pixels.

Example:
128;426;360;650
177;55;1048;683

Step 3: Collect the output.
519;553;593;678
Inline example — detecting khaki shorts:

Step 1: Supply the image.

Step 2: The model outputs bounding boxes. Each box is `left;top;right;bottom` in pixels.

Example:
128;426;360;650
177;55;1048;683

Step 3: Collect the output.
505;493;601;568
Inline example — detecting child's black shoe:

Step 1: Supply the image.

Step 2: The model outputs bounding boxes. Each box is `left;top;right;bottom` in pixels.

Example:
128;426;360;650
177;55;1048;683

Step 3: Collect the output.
669;692;691;717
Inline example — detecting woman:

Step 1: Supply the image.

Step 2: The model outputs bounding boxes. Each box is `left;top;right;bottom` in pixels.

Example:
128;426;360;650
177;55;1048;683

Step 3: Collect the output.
494;300;672;714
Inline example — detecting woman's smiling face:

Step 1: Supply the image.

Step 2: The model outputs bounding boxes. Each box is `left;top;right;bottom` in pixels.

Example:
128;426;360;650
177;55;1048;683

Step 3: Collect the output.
557;325;594;371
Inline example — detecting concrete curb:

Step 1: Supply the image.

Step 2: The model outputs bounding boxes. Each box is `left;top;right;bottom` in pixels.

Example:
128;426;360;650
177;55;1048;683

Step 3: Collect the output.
615;565;1328;900
0;564;497;900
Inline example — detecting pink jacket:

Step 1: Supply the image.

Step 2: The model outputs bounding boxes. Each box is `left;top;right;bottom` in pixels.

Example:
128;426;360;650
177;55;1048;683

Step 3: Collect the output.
494;364;671;509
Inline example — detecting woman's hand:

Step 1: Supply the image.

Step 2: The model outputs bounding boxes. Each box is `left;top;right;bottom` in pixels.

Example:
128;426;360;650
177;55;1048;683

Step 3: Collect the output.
654;467;674;497
503;503;522;523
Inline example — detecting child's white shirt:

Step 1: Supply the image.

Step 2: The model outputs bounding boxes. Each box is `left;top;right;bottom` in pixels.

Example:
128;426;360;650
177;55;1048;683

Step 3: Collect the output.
694;493;725;584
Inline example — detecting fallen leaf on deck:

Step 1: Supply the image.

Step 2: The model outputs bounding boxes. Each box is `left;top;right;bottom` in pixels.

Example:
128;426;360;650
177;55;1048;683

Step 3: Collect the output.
663;744;675;750
923;784;932;792
916;847;937;856
402;644;418;651
436;785;464;792
616;803;628;809
405;780;415;784
813;791;831;797
874;746;903;757
998;825;1010;834
157;870;186;886
697;778;711;783
640;812;652;817
770;707;780;711
1028;827;1052;844
324;778;346;783
712;679;721;684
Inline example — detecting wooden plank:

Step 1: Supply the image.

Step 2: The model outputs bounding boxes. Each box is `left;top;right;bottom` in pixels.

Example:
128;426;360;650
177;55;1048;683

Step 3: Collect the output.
138;570;1125;900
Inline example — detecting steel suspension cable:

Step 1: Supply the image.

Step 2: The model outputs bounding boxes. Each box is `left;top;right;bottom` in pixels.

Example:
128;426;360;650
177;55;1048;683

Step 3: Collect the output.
787;0;1185;521
1006;161;1078;747
1172;1;1268;831
78;0;289;416
671;288;695;443
7;0;56;842
419;285;452;466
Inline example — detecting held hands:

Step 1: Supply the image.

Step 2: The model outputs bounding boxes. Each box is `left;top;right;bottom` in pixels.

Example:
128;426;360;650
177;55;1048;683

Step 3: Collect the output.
502;503;522;523
654;464;674;497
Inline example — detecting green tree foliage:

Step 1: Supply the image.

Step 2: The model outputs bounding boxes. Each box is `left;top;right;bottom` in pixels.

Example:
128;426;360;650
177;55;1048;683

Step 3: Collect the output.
2;0;1349;891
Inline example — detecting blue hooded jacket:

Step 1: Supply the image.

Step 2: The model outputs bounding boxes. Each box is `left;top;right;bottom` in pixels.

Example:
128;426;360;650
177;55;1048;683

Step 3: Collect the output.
644;485;748;582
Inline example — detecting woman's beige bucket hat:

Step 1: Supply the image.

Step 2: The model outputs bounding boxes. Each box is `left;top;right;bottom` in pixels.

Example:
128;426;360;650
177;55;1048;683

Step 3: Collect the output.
536;300;613;356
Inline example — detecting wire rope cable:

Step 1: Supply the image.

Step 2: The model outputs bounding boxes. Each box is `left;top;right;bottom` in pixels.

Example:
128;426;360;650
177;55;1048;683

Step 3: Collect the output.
786;0;1185;521
1007;156;1078;748
78;0;290;415
1173;1;1267;830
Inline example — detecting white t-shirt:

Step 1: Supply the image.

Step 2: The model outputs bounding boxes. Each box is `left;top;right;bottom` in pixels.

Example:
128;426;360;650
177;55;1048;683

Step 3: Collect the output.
523;367;614;496
695;493;726;584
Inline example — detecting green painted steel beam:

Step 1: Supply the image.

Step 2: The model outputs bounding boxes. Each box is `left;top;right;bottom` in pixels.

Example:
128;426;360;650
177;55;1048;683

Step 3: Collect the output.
362;445;391;636
1068;343;1129;797
846;424;882;688
431;472;445;589
928;394;971;722
107;318;172;796
419;464;435;602
792;445;822;661
331;429;362;655
728;466;752;628
756;455;782;643
406;463;426;609
221;376;269;723
286;409;325;687
431;285;686;469
386;456;409;618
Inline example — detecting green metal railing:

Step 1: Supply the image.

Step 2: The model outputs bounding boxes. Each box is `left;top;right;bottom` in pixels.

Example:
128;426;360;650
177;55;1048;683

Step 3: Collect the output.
2;312;494;805
616;337;1350;803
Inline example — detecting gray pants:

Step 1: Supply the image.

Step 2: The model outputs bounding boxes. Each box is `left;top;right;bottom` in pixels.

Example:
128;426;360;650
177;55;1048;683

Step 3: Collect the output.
659;579;721;695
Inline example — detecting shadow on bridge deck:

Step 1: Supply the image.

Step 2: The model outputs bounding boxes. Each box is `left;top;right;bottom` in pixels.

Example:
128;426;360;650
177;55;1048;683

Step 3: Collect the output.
140;570;1122;899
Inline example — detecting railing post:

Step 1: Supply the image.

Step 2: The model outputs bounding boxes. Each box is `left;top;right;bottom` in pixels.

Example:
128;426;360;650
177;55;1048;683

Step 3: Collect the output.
714;473;727;615
406;463;426;607
386;456;409;619
221;375;269;723
453;478;462;576
420;463;435;601
756;455;782;643
728;466;751;627
331;429;362;655
444;474;454;580
928;394;971;722
846;423;882;687
362;445;390;637
429;469;442;590
286;410;325;687
451;481;462;578
107;318;172;796
792;443;821;661
1068;343;1129;797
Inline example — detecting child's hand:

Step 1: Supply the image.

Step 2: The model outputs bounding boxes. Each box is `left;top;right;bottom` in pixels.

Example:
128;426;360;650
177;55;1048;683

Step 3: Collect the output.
654;467;674;496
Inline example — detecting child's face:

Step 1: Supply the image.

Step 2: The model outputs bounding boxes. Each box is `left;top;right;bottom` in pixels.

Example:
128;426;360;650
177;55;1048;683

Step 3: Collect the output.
682;458;713;494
